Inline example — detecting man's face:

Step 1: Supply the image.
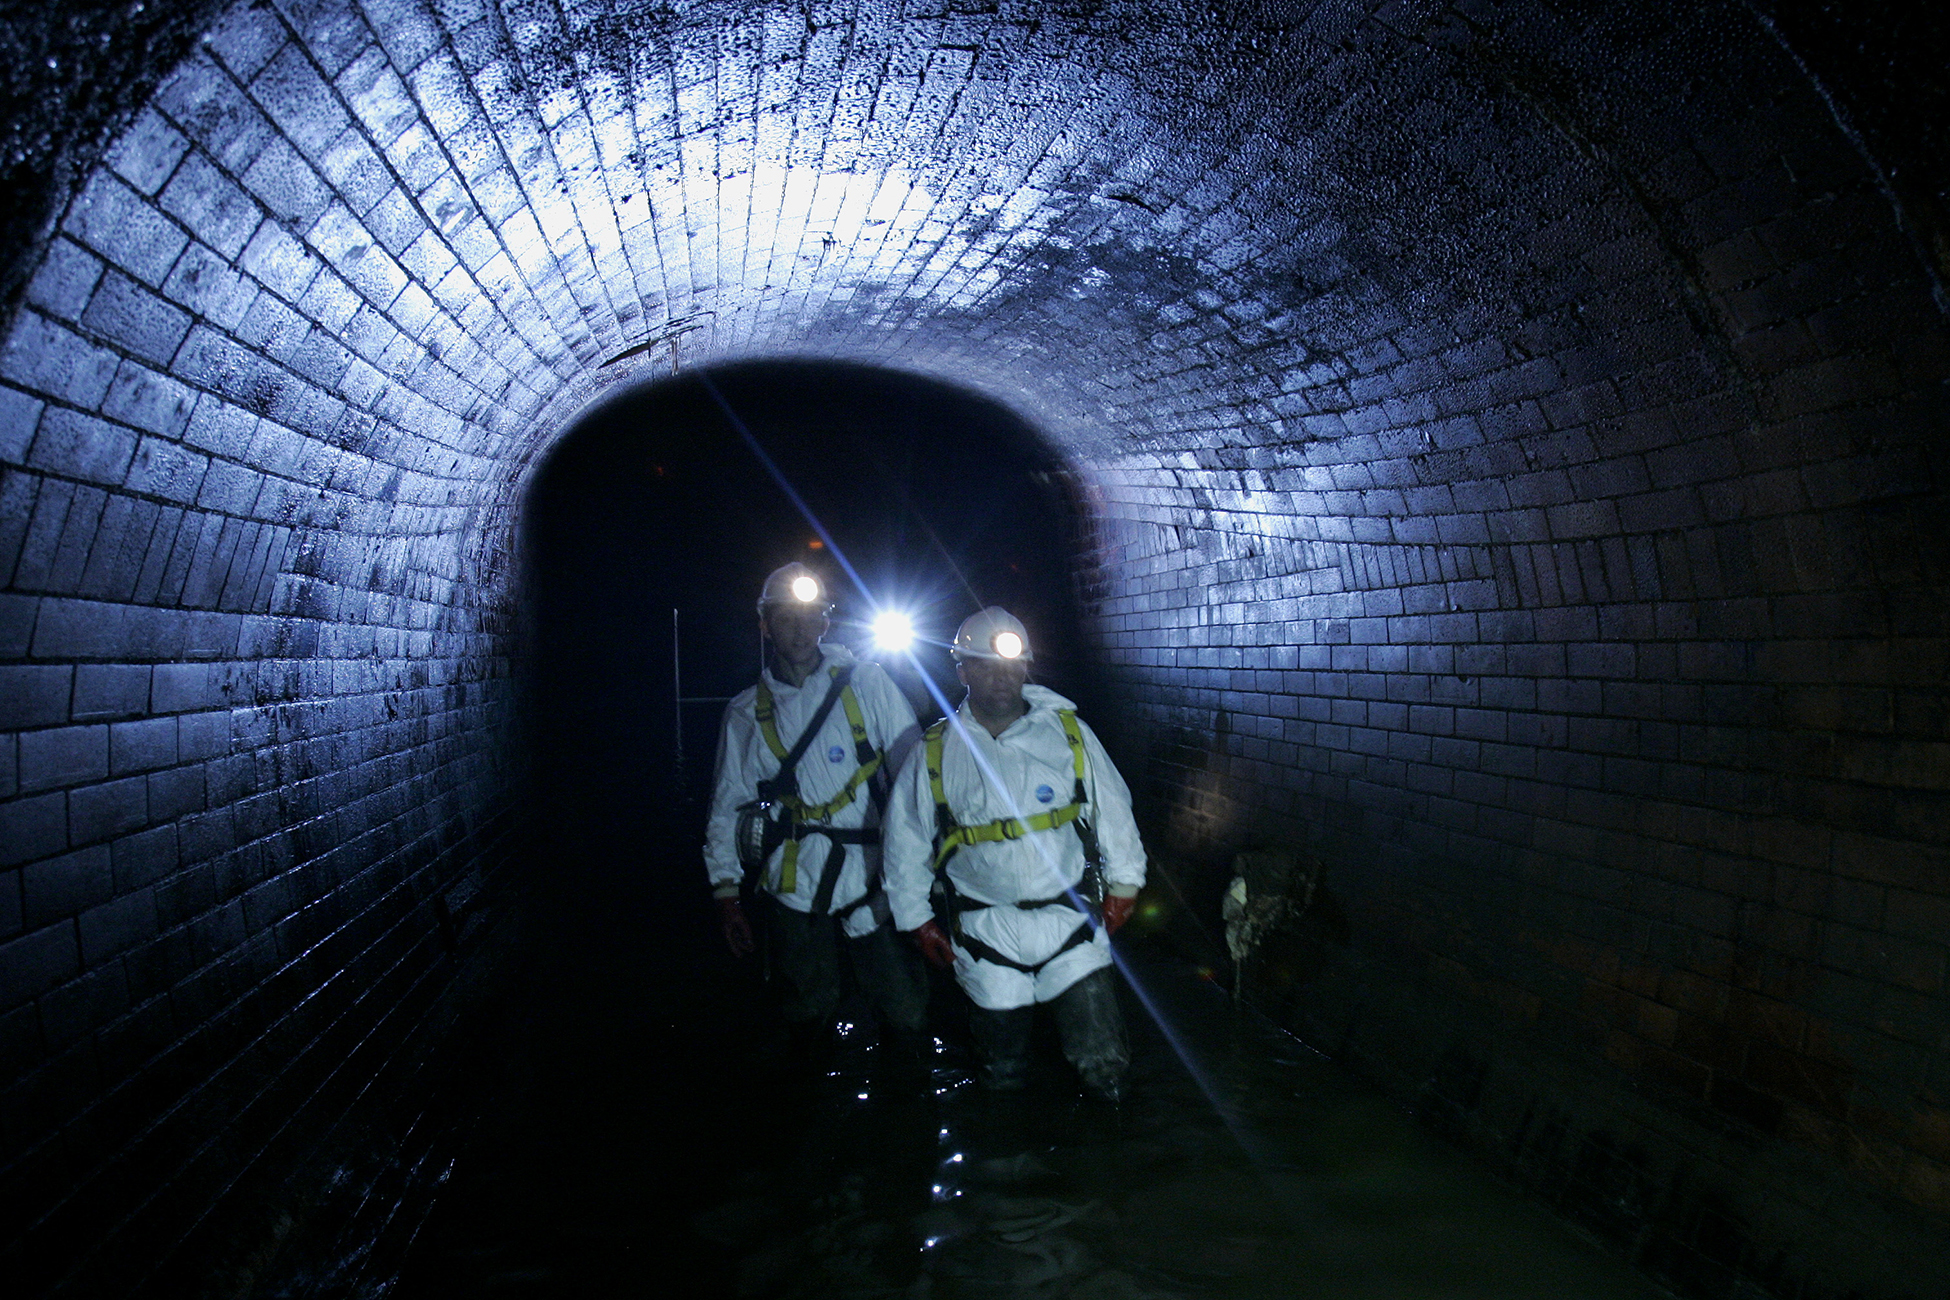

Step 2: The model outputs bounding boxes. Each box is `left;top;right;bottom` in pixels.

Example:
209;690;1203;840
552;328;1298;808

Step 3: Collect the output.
761;602;828;665
957;653;1028;719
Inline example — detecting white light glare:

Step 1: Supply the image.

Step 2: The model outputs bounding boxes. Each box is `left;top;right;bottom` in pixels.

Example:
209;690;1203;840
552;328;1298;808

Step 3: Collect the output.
790;575;820;603
993;630;1024;659
872;610;915;653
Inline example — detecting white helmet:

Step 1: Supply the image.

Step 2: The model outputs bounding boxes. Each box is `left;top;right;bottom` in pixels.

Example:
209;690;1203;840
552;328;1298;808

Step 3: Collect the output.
757;562;828;613
953;606;1033;662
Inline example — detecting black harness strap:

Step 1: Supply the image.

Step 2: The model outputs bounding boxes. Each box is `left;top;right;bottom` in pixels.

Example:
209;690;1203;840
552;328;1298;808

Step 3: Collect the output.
953;922;1098;975
951;865;1103;918
923;714;1110;972
806;826;876;916
751;667;870;900
830;892;879;923
939;865;1103;972
758;666;854;802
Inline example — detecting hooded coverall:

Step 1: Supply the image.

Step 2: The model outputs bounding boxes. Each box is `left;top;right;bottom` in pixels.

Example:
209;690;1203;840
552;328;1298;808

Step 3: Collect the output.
882;684;1146;1092
705;643;928;1045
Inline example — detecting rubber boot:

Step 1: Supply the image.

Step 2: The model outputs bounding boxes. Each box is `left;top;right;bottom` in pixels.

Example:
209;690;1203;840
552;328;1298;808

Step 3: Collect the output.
1053;968;1130;1104
1077;1062;1124;1105
969;1005;1033;1092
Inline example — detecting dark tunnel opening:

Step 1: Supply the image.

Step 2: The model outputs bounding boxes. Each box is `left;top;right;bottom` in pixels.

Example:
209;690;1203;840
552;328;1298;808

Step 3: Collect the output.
522;359;1107;847
516;361;1111;993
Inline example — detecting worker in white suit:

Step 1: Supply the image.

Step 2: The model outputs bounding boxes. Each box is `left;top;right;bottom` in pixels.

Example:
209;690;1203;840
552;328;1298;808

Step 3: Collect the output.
704;563;929;1082
881;607;1145;1102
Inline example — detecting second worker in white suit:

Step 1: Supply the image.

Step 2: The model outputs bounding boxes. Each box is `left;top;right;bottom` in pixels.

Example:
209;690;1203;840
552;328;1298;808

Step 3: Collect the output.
882;608;1146;1102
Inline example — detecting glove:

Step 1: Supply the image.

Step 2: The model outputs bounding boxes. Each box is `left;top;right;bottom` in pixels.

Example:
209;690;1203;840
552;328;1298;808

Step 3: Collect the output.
1101;894;1136;935
718;897;755;958
908;920;957;970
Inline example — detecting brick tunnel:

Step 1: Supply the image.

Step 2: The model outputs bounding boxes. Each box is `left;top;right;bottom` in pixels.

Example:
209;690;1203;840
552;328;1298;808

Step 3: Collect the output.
2;1;1947;1296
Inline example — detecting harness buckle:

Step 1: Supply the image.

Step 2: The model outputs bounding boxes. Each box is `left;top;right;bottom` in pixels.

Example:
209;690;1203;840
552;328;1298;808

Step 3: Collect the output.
1000;818;1026;841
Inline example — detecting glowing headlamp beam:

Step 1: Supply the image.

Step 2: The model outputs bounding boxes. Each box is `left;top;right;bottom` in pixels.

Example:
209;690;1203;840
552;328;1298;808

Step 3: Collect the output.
872;611;915;654
698;373;870;599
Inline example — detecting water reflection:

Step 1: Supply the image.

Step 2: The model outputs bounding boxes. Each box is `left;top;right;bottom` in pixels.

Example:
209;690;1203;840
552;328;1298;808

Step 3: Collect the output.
689;945;1671;1300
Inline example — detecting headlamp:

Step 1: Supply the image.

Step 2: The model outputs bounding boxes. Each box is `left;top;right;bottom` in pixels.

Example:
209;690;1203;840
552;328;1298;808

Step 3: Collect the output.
951;606;1033;662
871;611;915;654
758;562;828;613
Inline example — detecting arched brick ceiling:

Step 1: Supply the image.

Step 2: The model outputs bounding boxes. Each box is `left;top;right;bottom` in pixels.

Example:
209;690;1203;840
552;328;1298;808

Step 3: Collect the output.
9;0;1938;599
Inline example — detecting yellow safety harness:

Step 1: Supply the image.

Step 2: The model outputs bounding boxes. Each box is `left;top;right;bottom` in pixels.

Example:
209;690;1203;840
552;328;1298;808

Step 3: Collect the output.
754;666;882;896
926;711;1089;871
924;710;1104;974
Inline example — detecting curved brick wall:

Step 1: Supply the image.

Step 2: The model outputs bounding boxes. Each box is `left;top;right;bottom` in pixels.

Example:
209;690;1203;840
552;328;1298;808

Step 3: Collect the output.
0;1;1944;1295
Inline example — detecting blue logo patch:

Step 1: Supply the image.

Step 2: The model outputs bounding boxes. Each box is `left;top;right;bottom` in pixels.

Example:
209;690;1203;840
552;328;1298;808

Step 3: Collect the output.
827;744;847;763
1035;784;1055;804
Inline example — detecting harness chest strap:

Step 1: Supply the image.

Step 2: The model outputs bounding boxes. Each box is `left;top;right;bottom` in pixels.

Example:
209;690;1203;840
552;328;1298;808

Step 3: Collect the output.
925;711;1104;975
925;711;1088;873
753;667;883;894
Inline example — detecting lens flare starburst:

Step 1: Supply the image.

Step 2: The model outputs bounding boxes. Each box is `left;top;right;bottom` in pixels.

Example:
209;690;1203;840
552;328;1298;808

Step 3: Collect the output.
872;610;916;653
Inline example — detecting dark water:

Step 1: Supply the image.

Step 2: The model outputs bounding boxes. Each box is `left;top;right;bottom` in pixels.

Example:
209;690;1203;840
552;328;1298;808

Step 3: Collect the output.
899;952;1676;1300
388;884;1672;1300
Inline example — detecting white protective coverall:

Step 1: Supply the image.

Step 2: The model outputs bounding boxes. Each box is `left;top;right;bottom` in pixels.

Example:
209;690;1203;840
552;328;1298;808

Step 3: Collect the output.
882;684;1146;1009
705;644;920;937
